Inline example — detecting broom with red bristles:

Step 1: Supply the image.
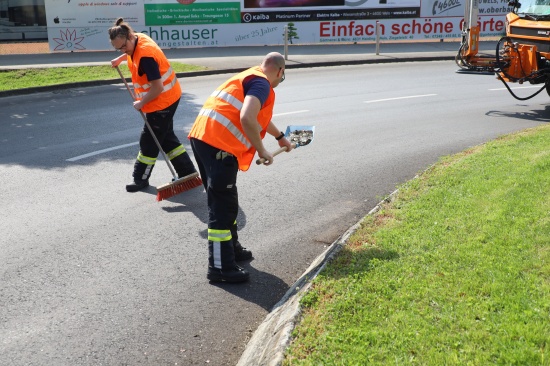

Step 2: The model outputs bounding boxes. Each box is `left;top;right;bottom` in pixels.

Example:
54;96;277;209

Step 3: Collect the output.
115;66;202;201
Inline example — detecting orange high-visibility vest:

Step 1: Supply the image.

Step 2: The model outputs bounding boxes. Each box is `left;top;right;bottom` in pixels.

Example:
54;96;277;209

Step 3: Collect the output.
127;33;181;113
188;66;275;171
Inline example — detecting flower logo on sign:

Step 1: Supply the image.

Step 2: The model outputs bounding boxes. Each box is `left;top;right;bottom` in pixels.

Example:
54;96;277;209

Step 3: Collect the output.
53;29;86;51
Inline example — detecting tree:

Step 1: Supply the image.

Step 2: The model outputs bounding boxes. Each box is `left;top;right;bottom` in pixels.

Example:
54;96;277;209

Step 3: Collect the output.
284;23;299;44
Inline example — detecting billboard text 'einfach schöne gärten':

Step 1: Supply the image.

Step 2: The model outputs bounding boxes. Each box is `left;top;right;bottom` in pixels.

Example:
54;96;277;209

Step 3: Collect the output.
45;0;511;51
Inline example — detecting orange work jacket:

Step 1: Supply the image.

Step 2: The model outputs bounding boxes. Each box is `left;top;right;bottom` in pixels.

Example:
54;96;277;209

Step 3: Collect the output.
127;33;181;113
188;66;275;171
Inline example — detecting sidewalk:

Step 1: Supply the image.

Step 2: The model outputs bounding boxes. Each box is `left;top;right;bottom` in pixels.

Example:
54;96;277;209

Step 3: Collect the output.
0;40;497;72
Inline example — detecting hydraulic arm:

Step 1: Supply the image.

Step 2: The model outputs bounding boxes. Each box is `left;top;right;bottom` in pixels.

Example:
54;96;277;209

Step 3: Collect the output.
456;0;550;100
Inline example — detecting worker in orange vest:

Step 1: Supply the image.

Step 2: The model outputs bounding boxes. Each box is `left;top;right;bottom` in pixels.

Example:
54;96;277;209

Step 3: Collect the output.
108;18;198;192
189;52;293;283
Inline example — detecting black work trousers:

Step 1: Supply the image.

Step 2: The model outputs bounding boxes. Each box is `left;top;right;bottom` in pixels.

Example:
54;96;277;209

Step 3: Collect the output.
190;138;239;235
134;99;196;179
139;99;181;160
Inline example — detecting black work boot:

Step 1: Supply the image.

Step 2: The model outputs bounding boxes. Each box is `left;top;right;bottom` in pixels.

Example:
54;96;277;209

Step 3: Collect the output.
126;179;149;192
207;240;249;283
207;265;249;283
234;241;253;261
126;160;154;192
231;223;252;261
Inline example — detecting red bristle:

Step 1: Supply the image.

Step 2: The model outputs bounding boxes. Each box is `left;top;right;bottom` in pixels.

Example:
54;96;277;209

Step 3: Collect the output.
156;175;203;201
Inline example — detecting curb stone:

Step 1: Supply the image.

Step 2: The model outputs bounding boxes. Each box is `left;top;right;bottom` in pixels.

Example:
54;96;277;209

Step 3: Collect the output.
237;190;398;366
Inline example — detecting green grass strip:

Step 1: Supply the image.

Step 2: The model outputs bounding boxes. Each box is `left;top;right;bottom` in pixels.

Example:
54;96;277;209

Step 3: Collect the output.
284;125;550;365
0;63;206;91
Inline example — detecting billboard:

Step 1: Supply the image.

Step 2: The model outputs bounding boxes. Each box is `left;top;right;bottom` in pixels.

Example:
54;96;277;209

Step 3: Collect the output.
43;0;511;51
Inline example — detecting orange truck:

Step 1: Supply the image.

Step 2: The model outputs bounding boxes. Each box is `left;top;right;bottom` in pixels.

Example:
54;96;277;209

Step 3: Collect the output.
456;0;550;100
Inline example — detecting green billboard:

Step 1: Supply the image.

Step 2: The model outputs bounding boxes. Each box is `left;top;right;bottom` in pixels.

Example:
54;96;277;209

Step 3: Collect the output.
145;2;241;25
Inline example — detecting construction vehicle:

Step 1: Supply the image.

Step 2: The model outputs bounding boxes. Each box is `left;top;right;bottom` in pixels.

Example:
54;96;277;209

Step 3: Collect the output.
456;0;550;100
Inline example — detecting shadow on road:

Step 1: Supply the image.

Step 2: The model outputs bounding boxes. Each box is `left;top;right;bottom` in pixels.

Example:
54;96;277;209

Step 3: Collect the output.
161;192;248;241
159;191;288;311
208;263;290;312
486;104;550;123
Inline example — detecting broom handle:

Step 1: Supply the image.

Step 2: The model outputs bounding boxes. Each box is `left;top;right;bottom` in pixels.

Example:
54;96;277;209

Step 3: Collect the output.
115;65;178;179
255;143;296;165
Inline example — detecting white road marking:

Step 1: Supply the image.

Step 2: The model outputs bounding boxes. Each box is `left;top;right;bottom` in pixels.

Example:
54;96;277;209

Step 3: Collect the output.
67;110;309;162
364;94;437;103
67;142;138;162
274;110;309;116
489;85;542;91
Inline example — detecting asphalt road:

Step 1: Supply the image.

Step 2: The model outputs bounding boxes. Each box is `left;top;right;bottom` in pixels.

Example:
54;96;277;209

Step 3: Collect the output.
1;61;548;365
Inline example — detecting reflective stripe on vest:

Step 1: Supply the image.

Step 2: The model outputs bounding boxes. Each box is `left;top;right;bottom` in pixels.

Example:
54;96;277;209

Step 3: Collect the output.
188;66;275;171
127;33;181;113
133;66;177;100
211;89;243;110
197;108;252;149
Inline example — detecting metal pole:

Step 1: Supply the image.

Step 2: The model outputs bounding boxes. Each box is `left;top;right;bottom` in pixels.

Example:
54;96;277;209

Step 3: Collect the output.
375;21;380;55
284;25;288;60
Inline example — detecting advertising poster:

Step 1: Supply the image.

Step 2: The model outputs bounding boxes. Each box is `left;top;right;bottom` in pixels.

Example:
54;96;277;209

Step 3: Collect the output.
44;0;142;51
44;0;512;52
240;0;420;24
143;0;241;25
421;0;512;17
